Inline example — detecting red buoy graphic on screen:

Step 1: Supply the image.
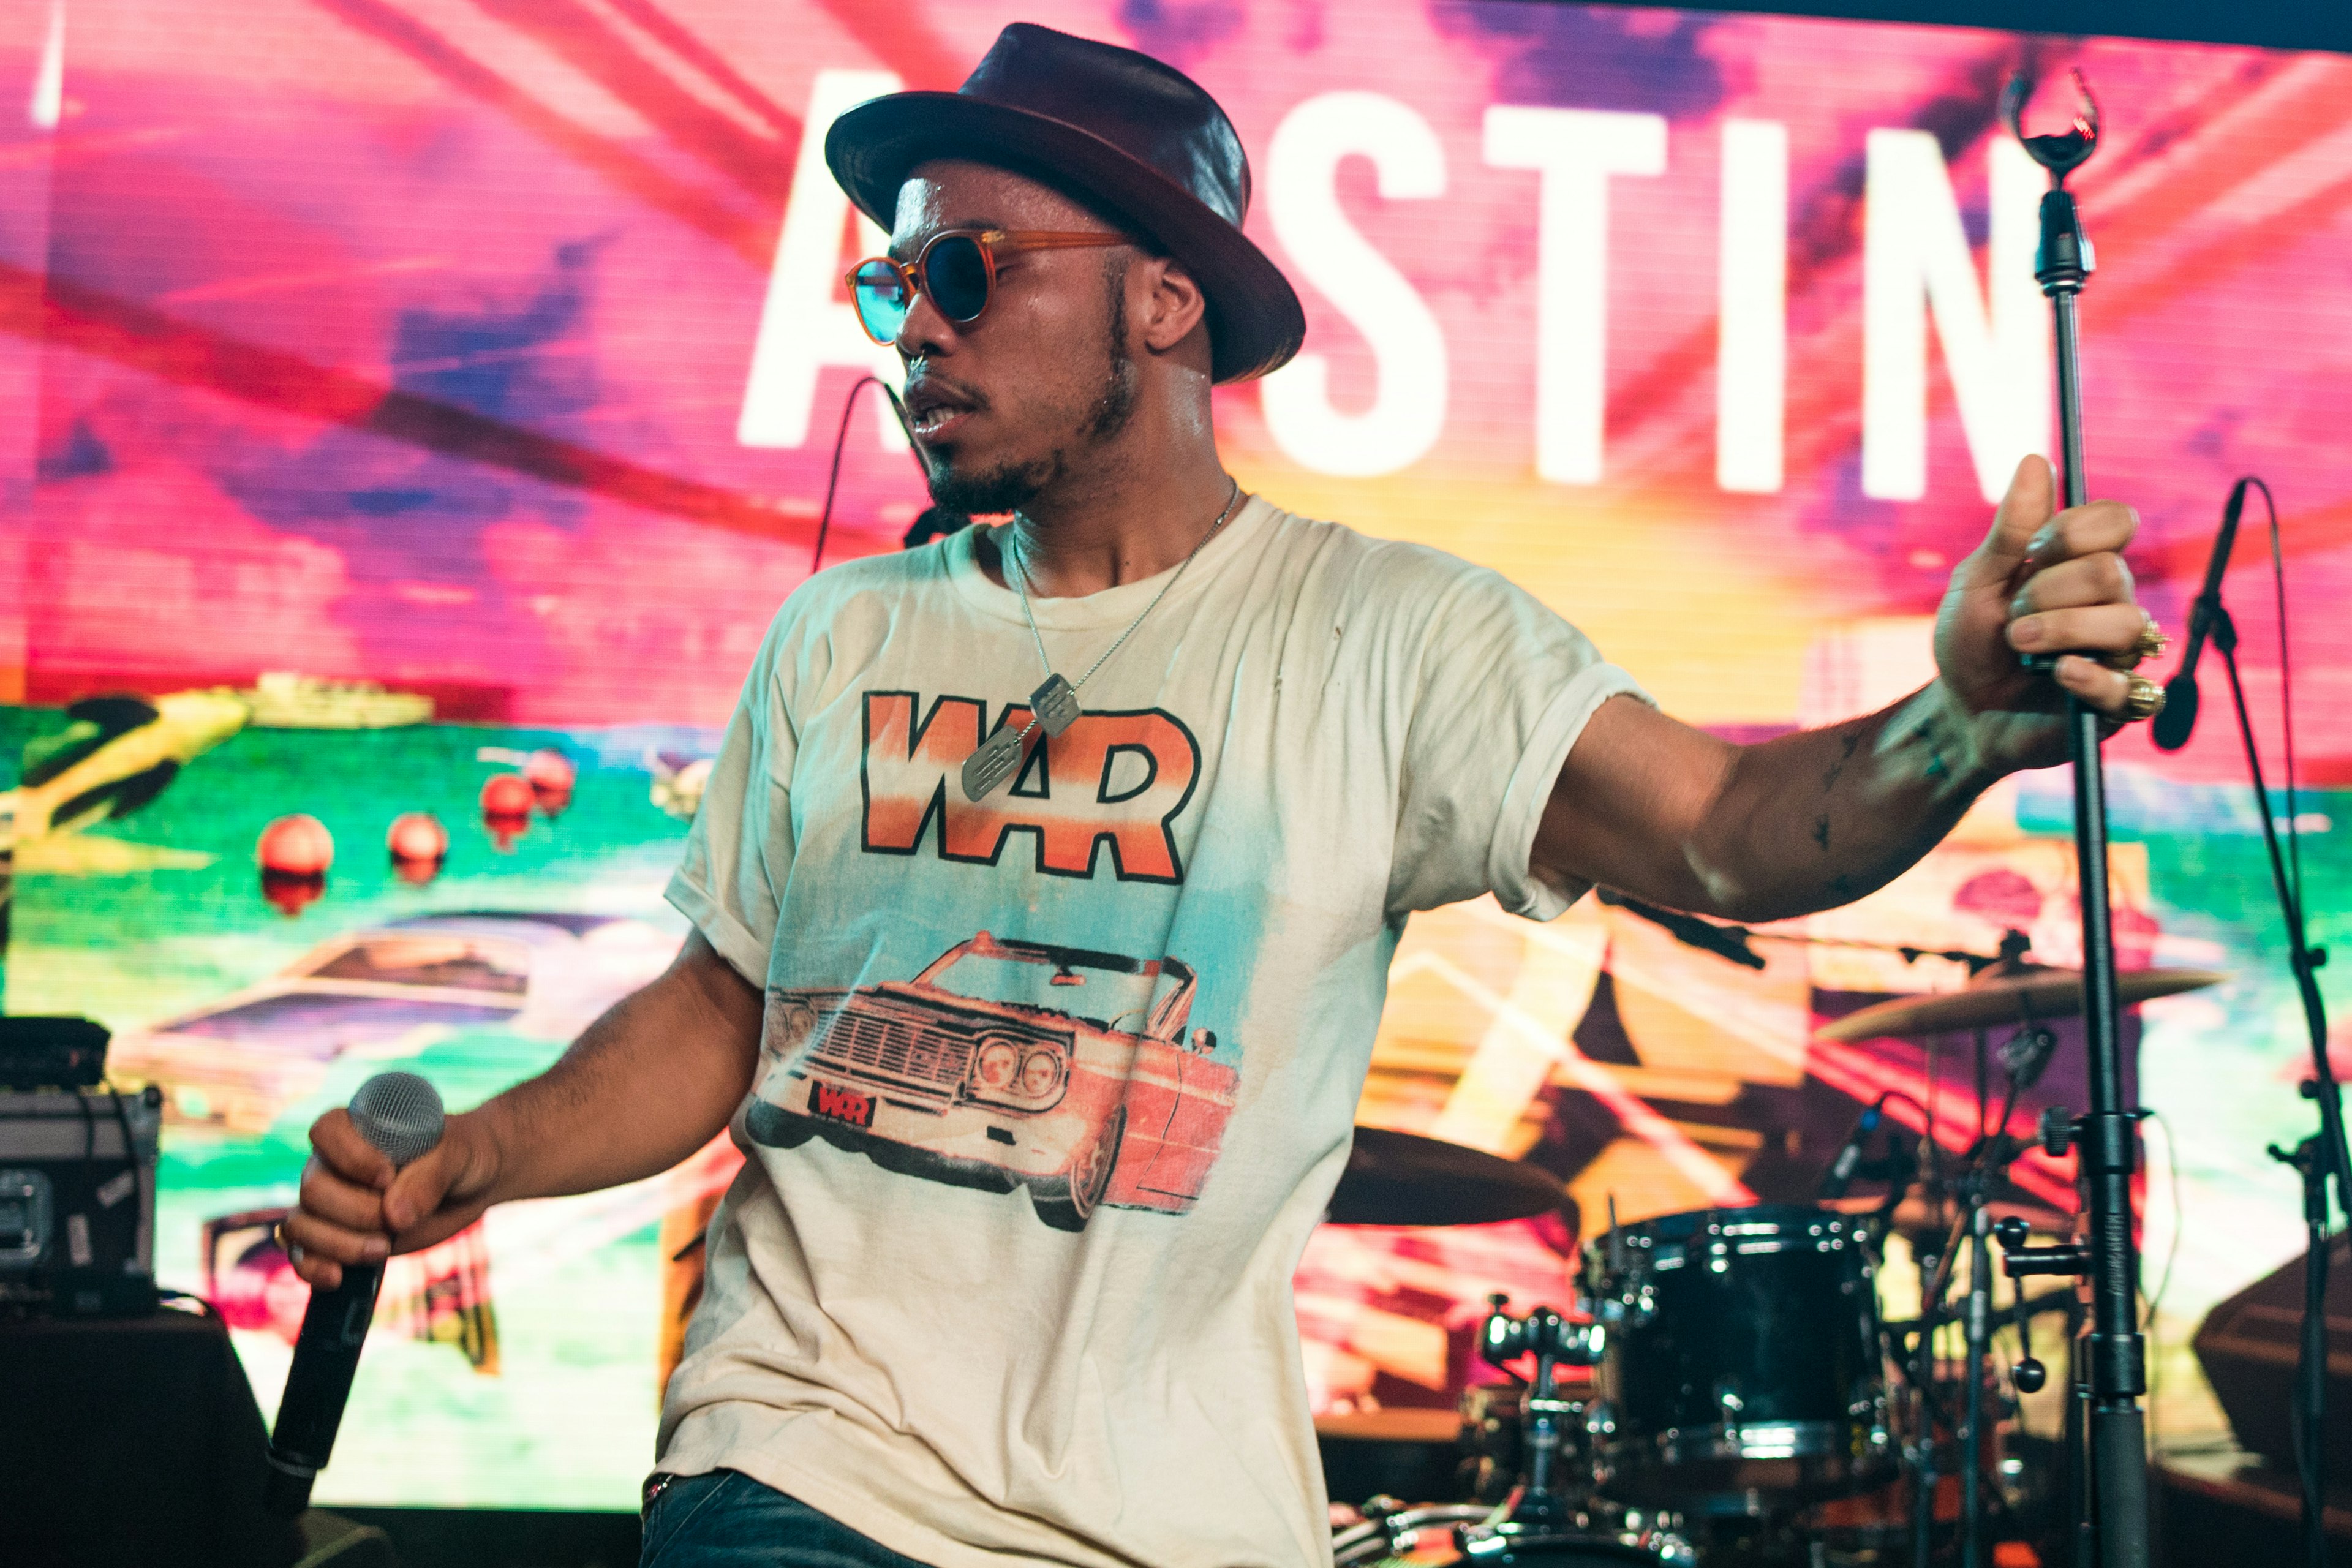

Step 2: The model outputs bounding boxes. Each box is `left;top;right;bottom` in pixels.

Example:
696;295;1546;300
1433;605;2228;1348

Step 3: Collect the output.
524;748;576;815
480;773;532;850
386;812;448;884
257;814;333;915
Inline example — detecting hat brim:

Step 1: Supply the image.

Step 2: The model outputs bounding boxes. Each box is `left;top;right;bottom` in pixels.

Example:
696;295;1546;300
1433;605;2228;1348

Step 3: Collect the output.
826;92;1305;384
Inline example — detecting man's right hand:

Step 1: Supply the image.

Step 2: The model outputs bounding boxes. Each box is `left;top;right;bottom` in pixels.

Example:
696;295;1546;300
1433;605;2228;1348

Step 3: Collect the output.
274;929;764;1291
281;1105;505;1291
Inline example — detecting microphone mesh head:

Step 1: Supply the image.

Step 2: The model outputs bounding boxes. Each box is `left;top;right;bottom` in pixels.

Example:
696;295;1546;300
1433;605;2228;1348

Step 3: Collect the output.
349;1071;446;1167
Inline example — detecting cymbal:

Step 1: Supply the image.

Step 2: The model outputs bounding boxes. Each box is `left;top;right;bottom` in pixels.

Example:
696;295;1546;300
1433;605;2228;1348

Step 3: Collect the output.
1328;1126;1567;1227
1815;965;2228;1042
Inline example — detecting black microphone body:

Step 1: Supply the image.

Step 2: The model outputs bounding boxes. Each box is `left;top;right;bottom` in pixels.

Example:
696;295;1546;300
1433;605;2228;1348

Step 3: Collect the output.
265;1072;446;1517
2153;478;2248;752
264;1262;385;1515
1597;890;1765;970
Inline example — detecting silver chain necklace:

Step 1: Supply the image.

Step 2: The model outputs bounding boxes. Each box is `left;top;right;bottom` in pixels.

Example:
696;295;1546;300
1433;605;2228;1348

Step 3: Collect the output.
960;479;1243;801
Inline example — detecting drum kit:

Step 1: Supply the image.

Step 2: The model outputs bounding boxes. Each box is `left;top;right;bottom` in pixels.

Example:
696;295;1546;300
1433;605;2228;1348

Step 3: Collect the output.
1321;954;2226;1567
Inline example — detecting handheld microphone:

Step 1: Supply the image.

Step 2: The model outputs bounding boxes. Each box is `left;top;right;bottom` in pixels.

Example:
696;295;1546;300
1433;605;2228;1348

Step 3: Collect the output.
2152;478;2249;752
265;1072;445;1516
1819;1098;1887;1200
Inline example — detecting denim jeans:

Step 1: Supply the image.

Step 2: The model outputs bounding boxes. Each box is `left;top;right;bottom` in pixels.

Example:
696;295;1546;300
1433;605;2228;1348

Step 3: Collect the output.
639;1470;935;1568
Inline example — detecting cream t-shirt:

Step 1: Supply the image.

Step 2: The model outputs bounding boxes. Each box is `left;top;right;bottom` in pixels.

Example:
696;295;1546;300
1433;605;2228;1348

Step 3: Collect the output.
658;497;1645;1566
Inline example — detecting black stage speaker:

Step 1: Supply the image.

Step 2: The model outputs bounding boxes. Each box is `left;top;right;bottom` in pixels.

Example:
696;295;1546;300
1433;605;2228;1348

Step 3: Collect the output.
2192;1234;2352;1482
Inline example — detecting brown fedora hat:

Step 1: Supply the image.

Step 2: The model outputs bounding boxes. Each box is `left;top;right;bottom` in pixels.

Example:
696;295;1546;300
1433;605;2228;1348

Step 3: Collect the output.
825;23;1305;384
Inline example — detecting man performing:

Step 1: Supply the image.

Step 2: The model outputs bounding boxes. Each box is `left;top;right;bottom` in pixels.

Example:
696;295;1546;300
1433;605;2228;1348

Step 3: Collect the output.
283;23;2165;1568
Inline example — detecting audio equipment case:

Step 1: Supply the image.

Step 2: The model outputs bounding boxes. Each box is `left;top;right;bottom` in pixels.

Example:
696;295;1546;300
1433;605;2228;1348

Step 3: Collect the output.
0;1084;163;1317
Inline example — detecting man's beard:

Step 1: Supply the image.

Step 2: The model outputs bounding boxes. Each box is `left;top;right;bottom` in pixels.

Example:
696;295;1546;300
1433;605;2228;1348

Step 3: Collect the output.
921;274;1139;515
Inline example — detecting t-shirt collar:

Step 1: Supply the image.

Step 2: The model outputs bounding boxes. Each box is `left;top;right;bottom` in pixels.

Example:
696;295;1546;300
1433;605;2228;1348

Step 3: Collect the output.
944;495;1272;630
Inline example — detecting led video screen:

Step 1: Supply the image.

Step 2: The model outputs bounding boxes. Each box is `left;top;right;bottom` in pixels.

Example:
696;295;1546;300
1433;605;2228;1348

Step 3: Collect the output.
2;0;2346;1511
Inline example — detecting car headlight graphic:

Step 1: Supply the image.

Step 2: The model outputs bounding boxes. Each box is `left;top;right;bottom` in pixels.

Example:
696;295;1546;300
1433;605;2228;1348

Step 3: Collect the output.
974;1038;1021;1090
1018;1050;1062;1098
768;998;817;1056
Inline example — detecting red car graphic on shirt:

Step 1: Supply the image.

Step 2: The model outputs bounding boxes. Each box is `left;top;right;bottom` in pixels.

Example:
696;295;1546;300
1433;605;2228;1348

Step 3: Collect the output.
741;932;1237;1231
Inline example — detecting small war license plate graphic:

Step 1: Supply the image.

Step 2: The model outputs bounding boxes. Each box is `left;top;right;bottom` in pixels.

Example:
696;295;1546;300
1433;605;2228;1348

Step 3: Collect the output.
810;1082;875;1129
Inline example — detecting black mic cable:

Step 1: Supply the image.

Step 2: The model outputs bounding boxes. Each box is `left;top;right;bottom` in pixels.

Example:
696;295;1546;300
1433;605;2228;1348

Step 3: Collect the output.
265;1072;446;1516
2152;477;2250;752
810;376;921;574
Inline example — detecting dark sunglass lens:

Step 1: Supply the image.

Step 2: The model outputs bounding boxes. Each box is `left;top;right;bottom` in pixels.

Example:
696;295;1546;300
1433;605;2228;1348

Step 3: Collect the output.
850;261;909;341
925;236;992;322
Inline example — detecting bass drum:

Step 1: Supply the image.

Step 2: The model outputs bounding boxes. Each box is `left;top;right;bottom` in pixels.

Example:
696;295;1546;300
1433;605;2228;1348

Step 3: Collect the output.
1586;1205;1896;1512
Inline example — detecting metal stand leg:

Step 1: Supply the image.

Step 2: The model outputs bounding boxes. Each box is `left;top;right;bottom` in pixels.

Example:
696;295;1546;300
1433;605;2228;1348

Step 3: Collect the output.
1961;1028;1994;1568
2072;1329;2095;1568
1964;1202;1993;1568
2272;1130;2335;1568
1917;1235;1943;1568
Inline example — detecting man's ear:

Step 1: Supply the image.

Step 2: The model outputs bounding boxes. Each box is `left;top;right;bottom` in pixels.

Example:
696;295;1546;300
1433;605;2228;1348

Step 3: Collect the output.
1138;257;1209;354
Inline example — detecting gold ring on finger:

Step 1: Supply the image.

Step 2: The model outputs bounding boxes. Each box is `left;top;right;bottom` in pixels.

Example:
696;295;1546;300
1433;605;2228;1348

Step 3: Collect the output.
2104;611;2168;671
2120;673;2165;722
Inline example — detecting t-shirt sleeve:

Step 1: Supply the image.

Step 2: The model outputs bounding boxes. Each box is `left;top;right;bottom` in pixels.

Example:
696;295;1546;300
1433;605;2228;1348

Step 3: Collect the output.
1386;560;1651;921
666;617;799;987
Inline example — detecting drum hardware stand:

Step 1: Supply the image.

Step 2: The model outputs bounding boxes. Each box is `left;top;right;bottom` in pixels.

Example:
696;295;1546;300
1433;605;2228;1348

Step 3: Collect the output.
1991;67;2149;1568
1902;1024;2053;1568
1475;1297;1604;1529
2269;1120;2341;1568
1958;1200;1993;1568
1911;1226;1943;1568
1458;1297;1699;1566
1911;1014;1950;1568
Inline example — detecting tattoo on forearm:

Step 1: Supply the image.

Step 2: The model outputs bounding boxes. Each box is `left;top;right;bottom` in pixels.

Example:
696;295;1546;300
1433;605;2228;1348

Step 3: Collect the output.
1820;729;1864;792
1901;701;1968;785
1718;687;1989;919
1812;731;1864;854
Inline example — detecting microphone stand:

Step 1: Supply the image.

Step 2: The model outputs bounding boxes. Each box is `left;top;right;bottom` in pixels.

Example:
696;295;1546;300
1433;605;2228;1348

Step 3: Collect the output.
2204;564;2348;1567
1992;72;2150;1568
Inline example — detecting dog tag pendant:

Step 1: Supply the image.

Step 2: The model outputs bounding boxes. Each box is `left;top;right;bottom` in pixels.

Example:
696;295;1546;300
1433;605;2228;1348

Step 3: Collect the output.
1031;674;1080;737
961;722;1030;801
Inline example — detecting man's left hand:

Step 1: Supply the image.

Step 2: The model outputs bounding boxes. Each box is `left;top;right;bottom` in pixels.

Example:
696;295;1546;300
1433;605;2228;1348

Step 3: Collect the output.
1934;454;2154;768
